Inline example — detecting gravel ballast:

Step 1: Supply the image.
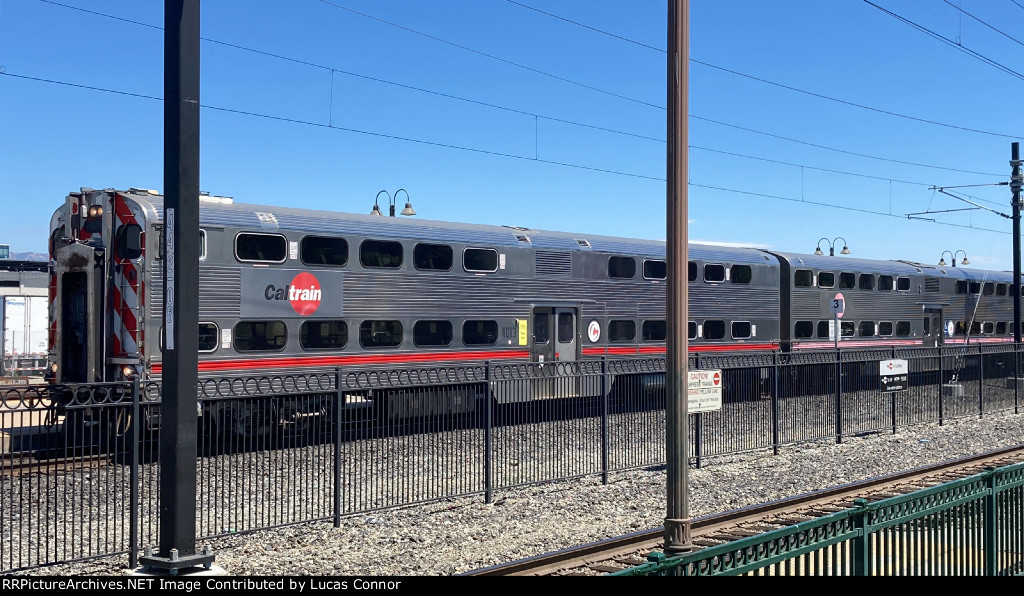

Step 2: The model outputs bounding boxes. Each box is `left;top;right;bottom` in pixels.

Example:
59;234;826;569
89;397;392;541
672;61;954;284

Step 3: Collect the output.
7;410;1024;577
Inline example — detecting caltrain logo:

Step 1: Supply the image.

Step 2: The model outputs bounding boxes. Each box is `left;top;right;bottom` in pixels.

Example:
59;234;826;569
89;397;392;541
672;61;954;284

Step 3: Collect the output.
265;272;322;316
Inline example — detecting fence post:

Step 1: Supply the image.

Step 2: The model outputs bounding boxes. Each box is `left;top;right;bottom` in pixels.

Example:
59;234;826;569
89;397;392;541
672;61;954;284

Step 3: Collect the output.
129;377;140;570
1016;344;1020;414
836;349;843;444
985;467;998;576
772;353;780;456
938;348;945;426
333;368;342;528
600;356;609;485
484;361;493;504
852;498;870;576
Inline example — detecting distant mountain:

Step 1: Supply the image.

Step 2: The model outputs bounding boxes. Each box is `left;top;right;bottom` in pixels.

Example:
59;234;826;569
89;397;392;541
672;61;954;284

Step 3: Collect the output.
9;252;48;262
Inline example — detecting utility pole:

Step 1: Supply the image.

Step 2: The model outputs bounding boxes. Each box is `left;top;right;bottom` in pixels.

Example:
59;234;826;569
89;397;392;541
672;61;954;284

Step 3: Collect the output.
664;0;692;556
138;0;213;575
1012;142;1022;346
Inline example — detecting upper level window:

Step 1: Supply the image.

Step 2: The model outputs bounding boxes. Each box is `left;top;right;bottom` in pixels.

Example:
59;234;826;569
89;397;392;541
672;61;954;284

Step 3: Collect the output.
969;282;981;294
414;243;453;271
897;277;911;291
794;269;813;287
608;256;636;279
956;281;968;294
643;259;666;280
818;272;835;288
359;320;403;348
301;236;348;267
360;240;403;269
688;262;697;282
839;273;856;289
609;320;636;343
300;320;348;350
704;264;726;283
859;274;874;290
997;283;1008;296
413;320;453;347
235;233;287;263
730;265;752;284
983;282;994;296
878;275;894;291
464;248;498;273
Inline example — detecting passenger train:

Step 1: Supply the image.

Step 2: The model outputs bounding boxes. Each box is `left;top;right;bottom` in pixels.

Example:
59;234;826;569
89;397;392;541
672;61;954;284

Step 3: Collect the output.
45;188;1020;427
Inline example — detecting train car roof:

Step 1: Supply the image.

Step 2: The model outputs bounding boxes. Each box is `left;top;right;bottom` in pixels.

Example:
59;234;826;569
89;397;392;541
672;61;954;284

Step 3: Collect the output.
769;252;928;275
114;189;776;262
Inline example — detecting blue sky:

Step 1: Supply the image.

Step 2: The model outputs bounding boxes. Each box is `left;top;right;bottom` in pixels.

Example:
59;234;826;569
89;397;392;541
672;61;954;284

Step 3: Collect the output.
2;0;1023;271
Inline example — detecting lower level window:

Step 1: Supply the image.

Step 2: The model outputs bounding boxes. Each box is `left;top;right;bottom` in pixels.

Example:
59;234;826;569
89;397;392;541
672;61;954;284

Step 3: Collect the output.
359;320;403;348
234;321;286;352
301;320;348;350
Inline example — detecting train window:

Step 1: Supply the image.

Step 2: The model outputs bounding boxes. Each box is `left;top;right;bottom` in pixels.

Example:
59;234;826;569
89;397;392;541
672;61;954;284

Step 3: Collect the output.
817;272;835;288
897;321;911;337
817;321;830;339
859;321;875;337
235;233;287;263
997;284;1008;296
463;320;498;346
795;321;813;339
969;282;981;294
839;273;856;289
794;269;813;287
983;322;994;334
360;240;403;269
359;320;403;348
198;323;218;352
301;236;348;267
533;313;549;344
878;275;893;291
643;259;667;280
233;321;287;352
115;223;143;261
897;277;911;291
703;320;726;340
841;321;855;337
731;321;752;339
997;322;1008;335
688;262;697;282
878;322;893;337
608;256;636;279
642;320;667;342
954;321;967;336
413;320;453;347
557;313;575;343
464;248;498;273
688;321;697;340
730;265;752;284
858;274;874;290
704;264;726;283
983;283;994;296
956;281;968;294
300;320;348;350
970;321;981;335
414;243;453;271
199;230;207;261
609;320;636;343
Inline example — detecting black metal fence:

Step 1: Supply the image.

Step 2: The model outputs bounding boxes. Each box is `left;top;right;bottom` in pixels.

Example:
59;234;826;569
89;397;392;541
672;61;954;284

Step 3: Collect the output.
0;344;1021;572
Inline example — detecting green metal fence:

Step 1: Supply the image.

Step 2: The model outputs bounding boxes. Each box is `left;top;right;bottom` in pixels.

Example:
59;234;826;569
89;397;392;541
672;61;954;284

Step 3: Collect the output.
613;461;1024;576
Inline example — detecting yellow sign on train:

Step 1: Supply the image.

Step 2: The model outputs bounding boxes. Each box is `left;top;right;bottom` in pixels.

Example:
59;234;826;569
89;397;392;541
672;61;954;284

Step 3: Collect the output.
518;319;528;346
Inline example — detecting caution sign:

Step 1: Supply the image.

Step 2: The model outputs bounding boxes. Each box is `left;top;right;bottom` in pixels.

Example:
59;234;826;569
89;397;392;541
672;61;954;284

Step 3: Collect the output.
688;369;723;413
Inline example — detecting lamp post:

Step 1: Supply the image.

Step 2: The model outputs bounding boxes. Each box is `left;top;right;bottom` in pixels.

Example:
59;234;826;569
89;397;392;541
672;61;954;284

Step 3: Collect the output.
370;190;416;217
814;237;850;257
938;250;970;268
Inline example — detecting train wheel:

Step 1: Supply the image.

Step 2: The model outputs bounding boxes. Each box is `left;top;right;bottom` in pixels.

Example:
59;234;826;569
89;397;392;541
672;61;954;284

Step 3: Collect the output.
222;402;278;443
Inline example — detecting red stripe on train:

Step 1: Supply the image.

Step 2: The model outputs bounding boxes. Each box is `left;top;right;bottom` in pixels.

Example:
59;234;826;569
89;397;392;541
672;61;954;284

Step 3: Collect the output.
152;349;532;374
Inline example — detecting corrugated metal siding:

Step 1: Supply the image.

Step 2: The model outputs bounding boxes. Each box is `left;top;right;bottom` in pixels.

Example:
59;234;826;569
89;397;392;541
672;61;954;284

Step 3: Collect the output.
150;266;241;317
535;250;571;276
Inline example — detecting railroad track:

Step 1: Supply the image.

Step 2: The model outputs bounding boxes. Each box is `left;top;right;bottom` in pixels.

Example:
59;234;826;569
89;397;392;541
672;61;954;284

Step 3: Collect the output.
463;444;1024;576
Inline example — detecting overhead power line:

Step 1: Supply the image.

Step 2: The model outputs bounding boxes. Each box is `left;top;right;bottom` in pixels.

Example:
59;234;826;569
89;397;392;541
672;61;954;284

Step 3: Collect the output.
1;69;1010;236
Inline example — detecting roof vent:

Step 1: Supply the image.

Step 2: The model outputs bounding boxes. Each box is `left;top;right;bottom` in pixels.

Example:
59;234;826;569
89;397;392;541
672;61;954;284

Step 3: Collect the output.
576;239;591;249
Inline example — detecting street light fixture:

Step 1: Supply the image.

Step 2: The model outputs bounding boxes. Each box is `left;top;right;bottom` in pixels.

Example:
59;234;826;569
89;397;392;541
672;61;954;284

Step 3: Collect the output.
938;250;970;268
370;189;416;217
814;237;850;256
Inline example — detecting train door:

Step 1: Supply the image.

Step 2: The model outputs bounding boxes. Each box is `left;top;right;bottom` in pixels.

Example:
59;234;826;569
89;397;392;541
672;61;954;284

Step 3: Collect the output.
530;307;578;398
53;242;104;383
923;307;943;348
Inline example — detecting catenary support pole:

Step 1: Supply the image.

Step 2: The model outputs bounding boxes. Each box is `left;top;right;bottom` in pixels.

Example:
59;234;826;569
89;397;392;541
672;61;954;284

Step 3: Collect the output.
139;0;213;573
664;0;692;555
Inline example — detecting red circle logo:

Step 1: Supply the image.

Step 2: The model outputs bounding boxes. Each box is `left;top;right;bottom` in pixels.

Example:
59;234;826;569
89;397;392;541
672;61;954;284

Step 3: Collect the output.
289;272;322;316
713;372;721;386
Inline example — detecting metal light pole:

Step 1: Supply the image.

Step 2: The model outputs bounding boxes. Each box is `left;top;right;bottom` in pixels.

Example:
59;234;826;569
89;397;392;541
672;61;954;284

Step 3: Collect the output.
664;0;692;556
1012;143;1022;345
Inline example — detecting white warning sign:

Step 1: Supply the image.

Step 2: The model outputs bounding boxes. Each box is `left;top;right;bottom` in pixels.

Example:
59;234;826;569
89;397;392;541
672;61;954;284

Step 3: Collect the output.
688;369;723;413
